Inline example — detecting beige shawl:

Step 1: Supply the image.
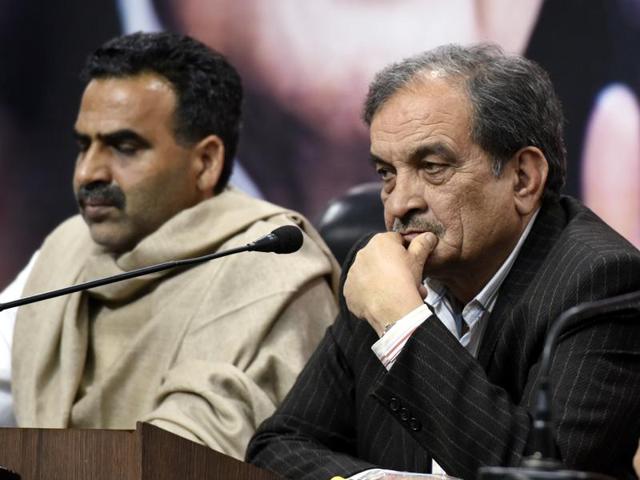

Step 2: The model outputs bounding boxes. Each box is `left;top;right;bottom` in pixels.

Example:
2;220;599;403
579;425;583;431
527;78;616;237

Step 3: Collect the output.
13;188;339;458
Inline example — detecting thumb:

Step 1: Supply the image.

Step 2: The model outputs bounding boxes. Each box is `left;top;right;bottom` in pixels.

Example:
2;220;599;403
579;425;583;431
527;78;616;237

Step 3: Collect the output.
407;232;438;275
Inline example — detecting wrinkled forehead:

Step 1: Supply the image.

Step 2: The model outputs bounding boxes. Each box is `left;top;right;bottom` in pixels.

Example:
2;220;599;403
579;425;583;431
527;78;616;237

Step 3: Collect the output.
369;76;474;155
372;71;470;122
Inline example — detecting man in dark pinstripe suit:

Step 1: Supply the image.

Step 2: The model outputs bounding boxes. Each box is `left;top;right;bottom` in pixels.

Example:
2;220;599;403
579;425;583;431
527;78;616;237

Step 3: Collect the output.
247;44;640;480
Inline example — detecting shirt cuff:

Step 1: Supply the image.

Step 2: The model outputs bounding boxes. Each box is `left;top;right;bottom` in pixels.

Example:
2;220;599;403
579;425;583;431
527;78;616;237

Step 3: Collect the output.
371;304;431;370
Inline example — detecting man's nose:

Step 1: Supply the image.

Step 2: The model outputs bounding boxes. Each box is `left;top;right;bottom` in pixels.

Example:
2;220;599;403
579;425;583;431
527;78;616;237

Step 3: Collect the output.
384;175;428;220
74;144;112;186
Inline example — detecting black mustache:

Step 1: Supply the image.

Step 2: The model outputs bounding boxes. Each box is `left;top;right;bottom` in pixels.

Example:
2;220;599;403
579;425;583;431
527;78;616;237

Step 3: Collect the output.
76;182;126;210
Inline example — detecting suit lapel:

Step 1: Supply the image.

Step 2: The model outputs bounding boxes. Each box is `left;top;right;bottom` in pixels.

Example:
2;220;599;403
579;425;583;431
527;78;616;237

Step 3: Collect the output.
477;200;568;369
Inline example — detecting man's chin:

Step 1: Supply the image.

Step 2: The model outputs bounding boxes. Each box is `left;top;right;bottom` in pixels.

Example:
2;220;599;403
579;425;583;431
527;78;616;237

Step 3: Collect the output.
421;251;449;277
86;223;133;254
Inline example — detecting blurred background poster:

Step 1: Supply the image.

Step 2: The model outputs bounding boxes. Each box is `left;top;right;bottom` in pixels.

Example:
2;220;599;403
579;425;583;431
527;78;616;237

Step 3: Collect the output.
1;0;640;287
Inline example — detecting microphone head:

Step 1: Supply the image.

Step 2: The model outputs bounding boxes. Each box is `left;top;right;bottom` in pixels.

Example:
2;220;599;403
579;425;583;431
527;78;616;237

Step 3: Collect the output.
249;225;304;254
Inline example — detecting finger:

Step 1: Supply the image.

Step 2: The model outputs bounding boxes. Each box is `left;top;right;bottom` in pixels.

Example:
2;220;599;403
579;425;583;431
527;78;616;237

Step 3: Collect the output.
382;231;405;245
407;232;438;267
362;232;403;256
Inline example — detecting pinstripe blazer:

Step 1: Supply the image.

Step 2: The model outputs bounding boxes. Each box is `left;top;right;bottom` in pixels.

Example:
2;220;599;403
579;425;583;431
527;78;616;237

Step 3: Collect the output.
247;196;640;480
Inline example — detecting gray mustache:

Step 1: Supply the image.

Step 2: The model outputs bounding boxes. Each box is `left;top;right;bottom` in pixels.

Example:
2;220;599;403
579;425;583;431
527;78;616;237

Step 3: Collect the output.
392;213;445;237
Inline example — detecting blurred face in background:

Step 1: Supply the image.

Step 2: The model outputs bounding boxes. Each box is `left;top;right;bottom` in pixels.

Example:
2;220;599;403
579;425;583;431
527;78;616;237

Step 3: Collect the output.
165;0;542;143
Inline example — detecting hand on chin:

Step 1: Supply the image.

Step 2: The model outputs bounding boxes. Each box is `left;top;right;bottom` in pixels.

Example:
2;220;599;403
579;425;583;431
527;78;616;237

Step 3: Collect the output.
344;231;438;336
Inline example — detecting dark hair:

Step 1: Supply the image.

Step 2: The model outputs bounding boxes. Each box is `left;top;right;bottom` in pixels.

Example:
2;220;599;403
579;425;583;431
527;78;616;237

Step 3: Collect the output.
81;31;243;193
363;43;566;200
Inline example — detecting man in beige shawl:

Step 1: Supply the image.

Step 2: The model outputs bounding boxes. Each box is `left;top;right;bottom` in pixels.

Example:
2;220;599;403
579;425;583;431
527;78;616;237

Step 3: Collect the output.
0;32;339;460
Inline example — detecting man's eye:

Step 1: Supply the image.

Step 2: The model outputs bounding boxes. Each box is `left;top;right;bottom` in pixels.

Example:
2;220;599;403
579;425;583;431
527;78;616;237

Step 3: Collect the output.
76;141;90;153
423;162;446;174
376;166;394;181
115;143;139;155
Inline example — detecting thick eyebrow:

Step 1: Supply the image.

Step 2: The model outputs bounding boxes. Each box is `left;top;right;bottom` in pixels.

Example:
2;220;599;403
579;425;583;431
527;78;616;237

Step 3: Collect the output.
73;130;90;143
407;143;457;164
72;129;152;149
369;142;459;169
98;129;152;149
369;153;387;167
369;153;395;175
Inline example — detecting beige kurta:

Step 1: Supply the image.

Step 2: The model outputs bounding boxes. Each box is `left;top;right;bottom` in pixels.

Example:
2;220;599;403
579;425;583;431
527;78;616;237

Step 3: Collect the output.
12;188;339;459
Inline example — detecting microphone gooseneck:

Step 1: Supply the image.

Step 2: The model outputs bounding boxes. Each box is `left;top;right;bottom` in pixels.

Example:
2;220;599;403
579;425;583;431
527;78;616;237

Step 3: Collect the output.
0;225;305;312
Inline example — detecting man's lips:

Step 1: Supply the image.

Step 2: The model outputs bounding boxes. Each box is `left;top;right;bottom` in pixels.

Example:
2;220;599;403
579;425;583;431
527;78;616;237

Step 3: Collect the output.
80;201;119;220
399;230;426;243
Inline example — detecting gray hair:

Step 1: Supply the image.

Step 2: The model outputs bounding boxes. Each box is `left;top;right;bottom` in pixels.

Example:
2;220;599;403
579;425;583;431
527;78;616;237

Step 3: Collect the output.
363;44;566;200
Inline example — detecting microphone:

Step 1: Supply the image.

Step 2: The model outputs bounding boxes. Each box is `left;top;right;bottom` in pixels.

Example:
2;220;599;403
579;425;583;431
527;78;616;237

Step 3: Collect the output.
478;290;640;480
0;225;304;312
247;225;303;254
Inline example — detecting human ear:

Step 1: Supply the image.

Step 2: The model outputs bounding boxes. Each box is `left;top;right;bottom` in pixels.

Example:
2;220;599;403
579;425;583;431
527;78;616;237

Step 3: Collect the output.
192;134;225;194
511;146;548;216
